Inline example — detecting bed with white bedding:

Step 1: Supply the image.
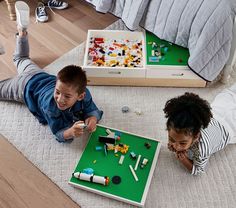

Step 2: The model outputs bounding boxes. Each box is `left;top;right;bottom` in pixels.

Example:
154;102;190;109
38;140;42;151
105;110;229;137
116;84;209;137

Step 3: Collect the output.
88;0;236;83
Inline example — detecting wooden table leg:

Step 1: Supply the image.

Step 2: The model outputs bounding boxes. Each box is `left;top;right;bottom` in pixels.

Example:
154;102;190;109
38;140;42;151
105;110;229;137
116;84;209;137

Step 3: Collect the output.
5;0;16;21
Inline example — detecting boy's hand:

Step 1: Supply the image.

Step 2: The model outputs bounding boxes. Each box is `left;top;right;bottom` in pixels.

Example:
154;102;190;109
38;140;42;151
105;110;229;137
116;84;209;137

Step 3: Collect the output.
71;121;86;138
168;143;176;152
85;116;97;133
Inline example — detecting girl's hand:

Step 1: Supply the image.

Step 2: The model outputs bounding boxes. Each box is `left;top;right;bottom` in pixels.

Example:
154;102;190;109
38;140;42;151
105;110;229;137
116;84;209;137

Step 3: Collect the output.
176;151;188;161
85;116;97;133
175;150;193;172
168;143;176;152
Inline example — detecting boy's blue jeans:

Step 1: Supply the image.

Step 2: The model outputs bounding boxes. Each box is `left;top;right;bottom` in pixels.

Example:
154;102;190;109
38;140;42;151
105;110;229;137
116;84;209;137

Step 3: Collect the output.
0;34;43;103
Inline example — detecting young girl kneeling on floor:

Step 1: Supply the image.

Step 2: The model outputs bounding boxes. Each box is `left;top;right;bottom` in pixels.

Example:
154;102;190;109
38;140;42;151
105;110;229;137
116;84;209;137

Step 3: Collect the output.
163;88;236;175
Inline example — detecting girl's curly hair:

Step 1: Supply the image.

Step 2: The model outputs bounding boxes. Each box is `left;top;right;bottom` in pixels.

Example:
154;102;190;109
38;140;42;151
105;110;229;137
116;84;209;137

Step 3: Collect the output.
163;92;213;136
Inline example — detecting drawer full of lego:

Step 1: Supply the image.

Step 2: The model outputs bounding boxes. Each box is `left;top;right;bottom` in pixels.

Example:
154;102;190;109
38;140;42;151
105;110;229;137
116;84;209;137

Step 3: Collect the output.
83;30;146;78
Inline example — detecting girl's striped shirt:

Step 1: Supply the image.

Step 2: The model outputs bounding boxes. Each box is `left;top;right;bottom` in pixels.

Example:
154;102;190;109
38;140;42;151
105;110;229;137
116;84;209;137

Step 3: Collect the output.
188;118;230;175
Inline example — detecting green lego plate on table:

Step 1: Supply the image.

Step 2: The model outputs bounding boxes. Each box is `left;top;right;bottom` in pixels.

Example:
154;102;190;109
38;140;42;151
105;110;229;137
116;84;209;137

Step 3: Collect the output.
146;30;190;66
69;124;161;207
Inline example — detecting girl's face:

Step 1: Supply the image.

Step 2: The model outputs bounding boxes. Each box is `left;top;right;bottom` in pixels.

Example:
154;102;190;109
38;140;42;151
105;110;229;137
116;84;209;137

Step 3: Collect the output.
168;128;199;152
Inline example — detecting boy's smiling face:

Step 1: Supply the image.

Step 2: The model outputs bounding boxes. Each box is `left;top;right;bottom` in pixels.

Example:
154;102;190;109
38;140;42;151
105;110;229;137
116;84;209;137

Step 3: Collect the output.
54;80;85;111
168;128;199;152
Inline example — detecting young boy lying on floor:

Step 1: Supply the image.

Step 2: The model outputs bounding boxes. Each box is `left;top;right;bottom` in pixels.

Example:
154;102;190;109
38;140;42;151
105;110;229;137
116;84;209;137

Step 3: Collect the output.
0;1;103;142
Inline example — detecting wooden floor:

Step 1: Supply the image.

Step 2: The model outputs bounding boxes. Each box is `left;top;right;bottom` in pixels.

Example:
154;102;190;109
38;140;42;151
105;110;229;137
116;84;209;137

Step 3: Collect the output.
0;134;81;208
0;0;117;80
0;0;117;207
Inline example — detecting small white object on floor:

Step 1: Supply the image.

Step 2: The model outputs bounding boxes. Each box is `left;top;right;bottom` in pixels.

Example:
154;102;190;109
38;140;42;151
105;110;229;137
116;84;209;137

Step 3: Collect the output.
134;108;142;115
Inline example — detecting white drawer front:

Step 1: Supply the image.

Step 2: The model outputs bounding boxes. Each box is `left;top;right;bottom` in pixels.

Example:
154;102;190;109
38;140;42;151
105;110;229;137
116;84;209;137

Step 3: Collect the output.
84;67;146;78
146;67;201;80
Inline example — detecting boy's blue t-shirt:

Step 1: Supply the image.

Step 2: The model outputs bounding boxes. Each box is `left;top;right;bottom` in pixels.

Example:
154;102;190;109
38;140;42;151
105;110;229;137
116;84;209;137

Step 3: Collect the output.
24;72;103;142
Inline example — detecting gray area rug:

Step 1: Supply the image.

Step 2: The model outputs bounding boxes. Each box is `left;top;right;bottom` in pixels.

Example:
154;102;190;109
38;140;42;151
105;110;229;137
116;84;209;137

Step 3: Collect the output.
1;20;236;208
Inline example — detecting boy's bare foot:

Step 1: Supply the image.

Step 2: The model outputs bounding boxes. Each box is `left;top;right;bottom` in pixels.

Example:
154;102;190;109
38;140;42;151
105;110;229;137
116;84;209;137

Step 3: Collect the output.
18;29;28;37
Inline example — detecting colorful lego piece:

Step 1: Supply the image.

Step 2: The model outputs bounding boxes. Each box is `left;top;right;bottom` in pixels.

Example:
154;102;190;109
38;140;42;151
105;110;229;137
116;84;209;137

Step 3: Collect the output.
140;158;148;169
95;146;103;151
129;165;138;181
106;128;113;136
73;171;109;186
112;175;121;184
115;131;122;137
119;144;129;154
76;122;87;129
104;144;108;156
163;46;168;52
130;151;137;159
87;37;143;68
82;168;94;175
119;155;125;165
134;155;141;171
144;142;151;149
99;136;116;144
103;142;129;154
106;129;121;141
149;56;159;62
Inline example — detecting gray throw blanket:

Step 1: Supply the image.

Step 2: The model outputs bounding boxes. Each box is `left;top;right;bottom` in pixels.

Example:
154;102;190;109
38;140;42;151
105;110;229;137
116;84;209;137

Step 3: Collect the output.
88;0;235;82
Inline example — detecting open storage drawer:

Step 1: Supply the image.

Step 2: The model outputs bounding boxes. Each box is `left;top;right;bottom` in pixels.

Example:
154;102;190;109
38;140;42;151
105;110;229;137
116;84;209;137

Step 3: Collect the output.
83;30;146;79
82;30;206;87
